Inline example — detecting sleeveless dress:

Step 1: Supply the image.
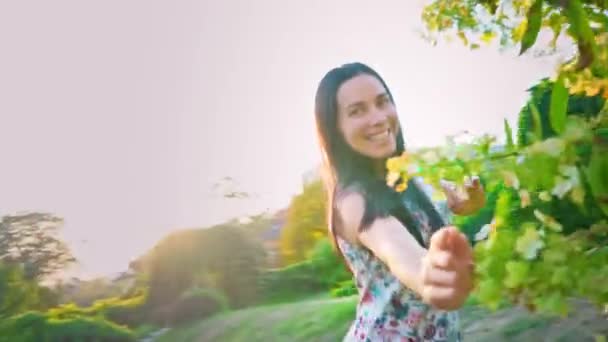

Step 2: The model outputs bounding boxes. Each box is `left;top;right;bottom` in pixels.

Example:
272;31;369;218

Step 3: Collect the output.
337;180;462;342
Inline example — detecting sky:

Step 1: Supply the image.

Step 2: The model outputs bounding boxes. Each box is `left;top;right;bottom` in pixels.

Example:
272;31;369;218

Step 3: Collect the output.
0;0;566;279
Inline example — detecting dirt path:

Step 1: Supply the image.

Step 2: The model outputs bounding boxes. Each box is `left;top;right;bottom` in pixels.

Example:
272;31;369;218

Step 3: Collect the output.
140;327;171;342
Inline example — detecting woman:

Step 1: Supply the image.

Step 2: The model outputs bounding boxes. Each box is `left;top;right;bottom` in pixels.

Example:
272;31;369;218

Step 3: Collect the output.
314;62;485;341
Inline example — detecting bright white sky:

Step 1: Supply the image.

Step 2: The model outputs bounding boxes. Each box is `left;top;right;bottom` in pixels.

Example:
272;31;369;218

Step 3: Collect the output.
0;0;565;278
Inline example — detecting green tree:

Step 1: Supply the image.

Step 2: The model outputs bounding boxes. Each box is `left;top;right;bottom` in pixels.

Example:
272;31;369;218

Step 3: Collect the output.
0;212;76;281
279;180;328;265
0;263;40;319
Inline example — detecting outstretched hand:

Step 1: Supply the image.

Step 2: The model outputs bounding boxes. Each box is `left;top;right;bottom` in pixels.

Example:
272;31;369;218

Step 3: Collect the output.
420;226;474;311
440;176;486;216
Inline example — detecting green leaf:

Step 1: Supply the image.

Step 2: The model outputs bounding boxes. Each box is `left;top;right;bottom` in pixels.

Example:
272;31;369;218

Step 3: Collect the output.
550;267;569;286
529;102;543;141
519;0;543;55
504;261;530;288
534;292;569;317
586;147;608;216
504;119;514;149
550;77;568;134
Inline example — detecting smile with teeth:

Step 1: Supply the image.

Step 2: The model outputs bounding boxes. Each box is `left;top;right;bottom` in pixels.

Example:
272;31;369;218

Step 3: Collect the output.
367;129;391;142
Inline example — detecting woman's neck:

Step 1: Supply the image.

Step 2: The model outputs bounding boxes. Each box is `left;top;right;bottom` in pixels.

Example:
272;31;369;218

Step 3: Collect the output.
372;159;387;179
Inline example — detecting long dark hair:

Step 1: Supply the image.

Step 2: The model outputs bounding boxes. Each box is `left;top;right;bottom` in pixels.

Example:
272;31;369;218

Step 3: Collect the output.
314;62;445;254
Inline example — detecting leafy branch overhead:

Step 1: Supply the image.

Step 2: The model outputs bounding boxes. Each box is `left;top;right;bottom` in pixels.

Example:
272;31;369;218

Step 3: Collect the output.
422;0;608;72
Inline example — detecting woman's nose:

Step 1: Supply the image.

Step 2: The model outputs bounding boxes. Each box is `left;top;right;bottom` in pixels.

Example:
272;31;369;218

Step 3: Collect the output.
369;108;388;126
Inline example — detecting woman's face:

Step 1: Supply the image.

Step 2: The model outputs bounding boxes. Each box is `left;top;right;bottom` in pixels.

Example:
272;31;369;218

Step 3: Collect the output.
336;74;399;160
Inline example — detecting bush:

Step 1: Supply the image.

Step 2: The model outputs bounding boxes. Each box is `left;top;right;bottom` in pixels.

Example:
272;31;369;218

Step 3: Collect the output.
95;291;147;328
257;239;353;303
257;261;325;302
168;287;229;325
307;239;351;289
45;291;148;329
0;311;136;342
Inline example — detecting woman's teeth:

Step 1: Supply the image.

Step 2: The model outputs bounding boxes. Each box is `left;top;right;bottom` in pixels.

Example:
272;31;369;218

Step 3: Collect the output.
368;130;390;142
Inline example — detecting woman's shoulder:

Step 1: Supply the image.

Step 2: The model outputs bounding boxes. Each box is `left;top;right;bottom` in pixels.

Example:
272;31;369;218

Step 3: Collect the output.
333;184;367;244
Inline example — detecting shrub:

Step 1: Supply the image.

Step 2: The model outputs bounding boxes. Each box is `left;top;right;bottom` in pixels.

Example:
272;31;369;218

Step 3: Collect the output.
257;261;324;302
95;291;147;328
0;311;136;342
307;239;351;289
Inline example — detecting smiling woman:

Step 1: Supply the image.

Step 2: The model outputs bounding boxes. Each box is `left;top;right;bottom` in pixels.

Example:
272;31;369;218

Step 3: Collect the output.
336;74;399;160
314;62;482;341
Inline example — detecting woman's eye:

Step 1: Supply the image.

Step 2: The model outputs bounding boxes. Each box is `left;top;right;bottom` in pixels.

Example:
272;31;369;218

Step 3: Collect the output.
349;108;362;117
377;97;390;107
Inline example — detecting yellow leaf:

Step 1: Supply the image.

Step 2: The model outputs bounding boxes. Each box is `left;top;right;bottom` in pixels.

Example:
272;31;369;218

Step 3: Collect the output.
512;20;527;42
386;156;405;173
457;31;469;46
481;31;496;44
386;172;400;187
395;182;408;192
585;84;602;96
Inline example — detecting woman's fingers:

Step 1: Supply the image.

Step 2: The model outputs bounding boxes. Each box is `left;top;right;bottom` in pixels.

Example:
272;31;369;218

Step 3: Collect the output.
422;285;467;311
429;226;453;252
423;266;457;286
429;250;456;269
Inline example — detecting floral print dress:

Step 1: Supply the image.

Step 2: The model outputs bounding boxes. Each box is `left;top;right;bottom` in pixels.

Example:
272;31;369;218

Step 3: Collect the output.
337;180;462;342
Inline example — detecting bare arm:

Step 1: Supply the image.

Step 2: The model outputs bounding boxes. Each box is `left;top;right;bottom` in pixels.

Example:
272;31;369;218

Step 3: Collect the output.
336;191;474;311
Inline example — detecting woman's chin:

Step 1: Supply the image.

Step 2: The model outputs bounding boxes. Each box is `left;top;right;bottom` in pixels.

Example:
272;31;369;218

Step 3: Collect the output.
366;146;397;160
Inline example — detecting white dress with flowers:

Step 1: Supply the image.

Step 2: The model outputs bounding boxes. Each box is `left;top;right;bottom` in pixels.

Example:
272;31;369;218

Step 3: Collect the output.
338;181;461;342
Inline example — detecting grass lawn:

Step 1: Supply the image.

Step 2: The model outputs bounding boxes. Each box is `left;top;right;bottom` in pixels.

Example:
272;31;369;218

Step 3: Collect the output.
158;296;607;341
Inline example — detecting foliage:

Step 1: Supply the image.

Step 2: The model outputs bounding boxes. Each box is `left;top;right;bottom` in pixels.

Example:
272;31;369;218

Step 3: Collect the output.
517;77;606;146
0;311;135;342
94;289;148;327
0;263;41;319
401;0;608;316
257;261;325;303
43;288;148;330
58;276;132;307
280;180;328;265
386;101;608;315
257;238;352;303
0;212;76;281
421;0;606;63
307;239;351;289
